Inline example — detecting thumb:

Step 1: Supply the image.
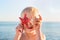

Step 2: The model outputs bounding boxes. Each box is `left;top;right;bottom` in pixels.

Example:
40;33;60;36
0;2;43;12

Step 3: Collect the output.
39;15;42;20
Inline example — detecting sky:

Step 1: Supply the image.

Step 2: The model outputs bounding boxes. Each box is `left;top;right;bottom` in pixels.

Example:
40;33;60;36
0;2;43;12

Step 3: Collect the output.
0;0;60;22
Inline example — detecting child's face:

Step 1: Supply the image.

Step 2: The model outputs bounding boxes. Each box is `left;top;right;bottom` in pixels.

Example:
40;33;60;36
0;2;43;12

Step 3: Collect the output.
21;12;42;33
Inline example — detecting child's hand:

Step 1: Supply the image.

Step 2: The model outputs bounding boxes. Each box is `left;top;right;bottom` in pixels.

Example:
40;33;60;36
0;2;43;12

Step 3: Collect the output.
34;15;42;29
14;24;23;40
16;24;23;34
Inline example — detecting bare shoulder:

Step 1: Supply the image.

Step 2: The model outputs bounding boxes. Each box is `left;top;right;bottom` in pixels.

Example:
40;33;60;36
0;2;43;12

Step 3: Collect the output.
41;33;46;40
43;34;46;40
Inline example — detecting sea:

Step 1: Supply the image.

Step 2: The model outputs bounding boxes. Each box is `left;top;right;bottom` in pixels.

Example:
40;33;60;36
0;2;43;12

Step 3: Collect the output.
0;22;60;40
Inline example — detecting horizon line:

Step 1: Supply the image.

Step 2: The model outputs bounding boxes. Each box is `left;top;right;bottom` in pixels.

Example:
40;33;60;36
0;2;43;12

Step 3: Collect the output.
0;21;60;22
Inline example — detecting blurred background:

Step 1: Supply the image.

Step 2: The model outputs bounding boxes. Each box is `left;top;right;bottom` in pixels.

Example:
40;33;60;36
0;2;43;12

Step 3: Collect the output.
0;0;60;40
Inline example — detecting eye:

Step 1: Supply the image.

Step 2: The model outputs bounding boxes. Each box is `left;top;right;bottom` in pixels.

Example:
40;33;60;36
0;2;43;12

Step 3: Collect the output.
35;24;38;26
35;18;40;22
36;20;40;22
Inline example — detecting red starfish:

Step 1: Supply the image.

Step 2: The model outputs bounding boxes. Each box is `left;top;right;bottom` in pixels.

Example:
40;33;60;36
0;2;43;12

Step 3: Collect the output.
19;14;31;29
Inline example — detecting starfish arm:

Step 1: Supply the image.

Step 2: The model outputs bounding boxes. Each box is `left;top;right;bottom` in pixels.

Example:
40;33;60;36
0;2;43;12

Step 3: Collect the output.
19;14;31;29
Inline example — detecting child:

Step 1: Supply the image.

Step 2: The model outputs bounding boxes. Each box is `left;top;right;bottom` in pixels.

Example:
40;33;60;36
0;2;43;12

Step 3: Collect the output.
14;7;46;40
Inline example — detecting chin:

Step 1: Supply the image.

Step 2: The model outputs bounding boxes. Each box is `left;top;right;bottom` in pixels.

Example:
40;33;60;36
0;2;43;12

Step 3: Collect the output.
25;30;37;35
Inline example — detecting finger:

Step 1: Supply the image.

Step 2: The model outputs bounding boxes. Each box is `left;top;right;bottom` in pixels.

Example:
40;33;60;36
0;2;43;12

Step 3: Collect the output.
34;17;40;23
19;25;23;32
16;24;23;33
34;17;41;27
39;15;42;20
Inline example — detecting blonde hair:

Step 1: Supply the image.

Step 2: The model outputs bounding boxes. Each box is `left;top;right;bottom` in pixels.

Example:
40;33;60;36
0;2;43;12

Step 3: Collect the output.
21;7;39;17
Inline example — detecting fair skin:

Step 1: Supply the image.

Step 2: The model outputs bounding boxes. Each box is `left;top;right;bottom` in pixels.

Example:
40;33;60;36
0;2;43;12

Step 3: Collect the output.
14;12;46;40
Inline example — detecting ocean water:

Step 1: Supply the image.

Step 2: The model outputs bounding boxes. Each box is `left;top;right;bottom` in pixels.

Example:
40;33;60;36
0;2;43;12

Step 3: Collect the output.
0;22;60;40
